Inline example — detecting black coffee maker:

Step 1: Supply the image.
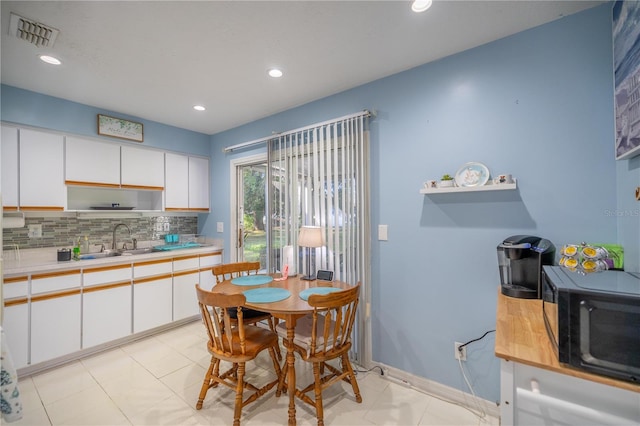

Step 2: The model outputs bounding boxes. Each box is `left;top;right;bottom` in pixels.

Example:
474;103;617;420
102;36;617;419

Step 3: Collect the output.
497;235;555;299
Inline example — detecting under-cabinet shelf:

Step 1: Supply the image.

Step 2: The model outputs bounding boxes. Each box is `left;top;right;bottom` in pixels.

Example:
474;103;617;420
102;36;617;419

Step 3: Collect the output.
420;179;517;194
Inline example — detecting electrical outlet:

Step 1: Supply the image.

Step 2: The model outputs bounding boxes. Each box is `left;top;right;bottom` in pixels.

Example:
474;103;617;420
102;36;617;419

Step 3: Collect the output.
454;342;467;361
28;224;42;238
163;222;170;231
155;223;163;232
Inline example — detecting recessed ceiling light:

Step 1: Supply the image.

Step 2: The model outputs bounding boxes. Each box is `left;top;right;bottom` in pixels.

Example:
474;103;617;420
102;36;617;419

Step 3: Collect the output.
39;54;61;65
193;105;206;111
411;0;432;13
268;68;283;78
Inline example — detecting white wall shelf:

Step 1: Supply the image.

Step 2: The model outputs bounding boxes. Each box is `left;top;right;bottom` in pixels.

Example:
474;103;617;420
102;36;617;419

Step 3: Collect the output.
420;179;517;194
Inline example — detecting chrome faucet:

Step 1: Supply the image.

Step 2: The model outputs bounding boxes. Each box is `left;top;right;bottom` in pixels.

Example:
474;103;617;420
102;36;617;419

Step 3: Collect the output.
112;223;131;250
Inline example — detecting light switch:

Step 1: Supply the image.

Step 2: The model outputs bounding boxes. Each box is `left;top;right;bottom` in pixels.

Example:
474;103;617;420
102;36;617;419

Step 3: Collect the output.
378;224;388;241
217;222;224;233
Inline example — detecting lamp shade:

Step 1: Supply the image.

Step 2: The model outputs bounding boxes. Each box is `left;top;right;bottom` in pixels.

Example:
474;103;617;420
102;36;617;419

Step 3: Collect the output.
298;226;324;248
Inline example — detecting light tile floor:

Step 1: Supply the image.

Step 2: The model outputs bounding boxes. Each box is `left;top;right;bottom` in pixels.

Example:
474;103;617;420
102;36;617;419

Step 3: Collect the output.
12;321;500;425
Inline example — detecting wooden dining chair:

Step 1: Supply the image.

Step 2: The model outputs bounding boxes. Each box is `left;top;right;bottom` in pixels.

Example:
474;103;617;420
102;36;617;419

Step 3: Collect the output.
276;283;362;426
212;261;281;359
194;284;282;426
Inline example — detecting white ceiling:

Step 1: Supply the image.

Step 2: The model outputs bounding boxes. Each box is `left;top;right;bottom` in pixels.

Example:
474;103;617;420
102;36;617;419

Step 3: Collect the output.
1;1;603;135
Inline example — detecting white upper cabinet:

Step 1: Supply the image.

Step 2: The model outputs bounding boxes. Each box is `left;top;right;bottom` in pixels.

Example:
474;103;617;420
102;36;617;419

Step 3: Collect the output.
165;153;209;212
19;129;66;211
121;145;164;190
1;125;19;209
66;137;120;187
165;152;190;210
188;156;210;211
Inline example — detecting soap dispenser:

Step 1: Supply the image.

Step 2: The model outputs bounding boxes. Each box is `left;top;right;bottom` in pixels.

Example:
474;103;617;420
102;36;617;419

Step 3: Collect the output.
73;238;81;260
83;236;90;254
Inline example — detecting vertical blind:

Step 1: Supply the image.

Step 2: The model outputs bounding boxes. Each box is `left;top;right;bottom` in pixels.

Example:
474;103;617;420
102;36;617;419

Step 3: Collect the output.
267;112;370;291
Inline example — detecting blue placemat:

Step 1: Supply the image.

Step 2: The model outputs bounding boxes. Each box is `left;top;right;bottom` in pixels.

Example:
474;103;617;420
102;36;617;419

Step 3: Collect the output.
299;287;341;301
231;275;274;286
243;288;291;303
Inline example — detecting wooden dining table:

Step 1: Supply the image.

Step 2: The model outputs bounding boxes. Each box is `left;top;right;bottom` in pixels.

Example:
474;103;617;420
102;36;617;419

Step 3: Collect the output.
211;274;354;425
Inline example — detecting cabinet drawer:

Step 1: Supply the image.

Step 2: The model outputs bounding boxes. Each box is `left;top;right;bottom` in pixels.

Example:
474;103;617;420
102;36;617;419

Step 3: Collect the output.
173;255;199;272
31;270;81;294
133;259;172;278
83;264;132;286
513;363;640;425
199;252;222;268
3;275;28;298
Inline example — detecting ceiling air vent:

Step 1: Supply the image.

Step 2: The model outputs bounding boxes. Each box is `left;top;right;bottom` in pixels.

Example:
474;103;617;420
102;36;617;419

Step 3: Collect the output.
9;12;59;48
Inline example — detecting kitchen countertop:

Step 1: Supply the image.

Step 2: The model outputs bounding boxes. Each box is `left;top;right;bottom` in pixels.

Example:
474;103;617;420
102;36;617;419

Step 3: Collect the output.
495;289;640;393
3;242;223;276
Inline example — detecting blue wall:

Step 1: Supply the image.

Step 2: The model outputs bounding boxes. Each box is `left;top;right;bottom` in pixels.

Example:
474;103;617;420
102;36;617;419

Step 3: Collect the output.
207;4;638;403
3;2;638;404
0;85;211;157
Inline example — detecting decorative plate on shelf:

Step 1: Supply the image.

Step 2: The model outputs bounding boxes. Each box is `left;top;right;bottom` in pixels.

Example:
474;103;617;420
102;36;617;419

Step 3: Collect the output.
454;162;490;187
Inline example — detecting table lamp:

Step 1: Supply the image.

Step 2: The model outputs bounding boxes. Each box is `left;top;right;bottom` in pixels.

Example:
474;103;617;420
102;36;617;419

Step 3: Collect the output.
298;226;324;280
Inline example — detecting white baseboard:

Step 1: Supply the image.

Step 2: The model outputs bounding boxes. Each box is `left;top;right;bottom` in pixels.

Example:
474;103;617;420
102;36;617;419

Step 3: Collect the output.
373;362;500;419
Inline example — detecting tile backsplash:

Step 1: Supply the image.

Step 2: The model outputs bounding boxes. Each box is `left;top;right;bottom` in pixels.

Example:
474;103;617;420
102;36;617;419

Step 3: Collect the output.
3;216;197;249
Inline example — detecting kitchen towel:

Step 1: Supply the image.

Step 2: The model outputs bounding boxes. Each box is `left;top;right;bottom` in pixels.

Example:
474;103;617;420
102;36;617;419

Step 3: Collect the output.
1;326;23;423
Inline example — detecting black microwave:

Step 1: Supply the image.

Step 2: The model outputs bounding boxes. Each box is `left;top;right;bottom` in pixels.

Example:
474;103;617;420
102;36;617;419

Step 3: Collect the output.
542;265;640;384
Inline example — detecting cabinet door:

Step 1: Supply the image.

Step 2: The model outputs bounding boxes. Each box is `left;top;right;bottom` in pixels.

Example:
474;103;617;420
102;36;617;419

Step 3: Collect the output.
2;299;29;369
19;129;65;210
65;137;120;187
121;145;164;190
1;125;19;209
199;252;222;290
82;264;132;348
133;276;173;333
189;156;209;211
83;283;132;348
2;275;29;369
164;152;189;210
173;270;200;320
505;360;640;425
31;291;81;364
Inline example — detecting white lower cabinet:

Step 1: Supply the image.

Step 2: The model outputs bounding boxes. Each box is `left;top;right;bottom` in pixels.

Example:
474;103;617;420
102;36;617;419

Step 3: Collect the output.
173;255;200;320
3;300;29;369
173;271;200;320
2;275;29;369
82;264;132;348
30;270;81;364
6;249;223;372
133;259;173;333
500;359;640;425
198;252;222;290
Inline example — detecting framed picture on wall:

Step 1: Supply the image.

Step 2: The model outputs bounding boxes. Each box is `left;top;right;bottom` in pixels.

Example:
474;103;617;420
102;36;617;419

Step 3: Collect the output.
97;114;144;142
613;1;640;160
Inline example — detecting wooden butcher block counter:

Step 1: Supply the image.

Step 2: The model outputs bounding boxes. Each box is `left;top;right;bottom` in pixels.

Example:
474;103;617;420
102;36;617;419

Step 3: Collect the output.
495;289;639;393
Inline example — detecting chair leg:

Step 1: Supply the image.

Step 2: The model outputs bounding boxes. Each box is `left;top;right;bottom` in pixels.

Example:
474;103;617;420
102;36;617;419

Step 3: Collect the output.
196;357;218;409
233;362;246;426
342;353;362;403
312;362;325;426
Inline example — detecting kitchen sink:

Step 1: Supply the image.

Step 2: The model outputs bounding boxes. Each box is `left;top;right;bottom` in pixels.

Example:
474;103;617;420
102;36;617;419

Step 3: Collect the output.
118;248;154;256
79;251;120;260
79;247;154;260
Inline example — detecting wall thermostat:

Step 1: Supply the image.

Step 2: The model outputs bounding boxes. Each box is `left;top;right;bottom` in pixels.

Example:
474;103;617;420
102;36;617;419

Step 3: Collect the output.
316;270;334;281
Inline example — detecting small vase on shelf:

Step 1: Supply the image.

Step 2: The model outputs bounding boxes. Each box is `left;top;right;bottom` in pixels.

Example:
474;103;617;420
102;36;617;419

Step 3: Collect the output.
440;174;454;188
